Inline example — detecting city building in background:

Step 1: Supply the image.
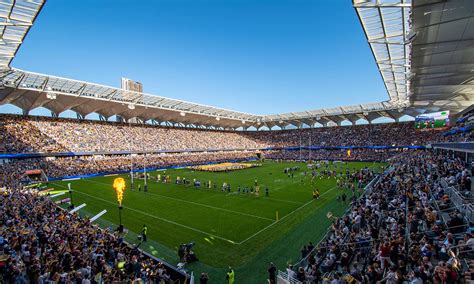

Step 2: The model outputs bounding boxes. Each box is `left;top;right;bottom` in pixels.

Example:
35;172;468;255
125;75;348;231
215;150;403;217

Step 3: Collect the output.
121;77;143;93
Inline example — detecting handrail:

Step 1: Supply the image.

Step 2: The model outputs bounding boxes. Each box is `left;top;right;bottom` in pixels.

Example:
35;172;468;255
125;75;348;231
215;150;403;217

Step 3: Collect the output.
439;178;474;223
288;171;384;273
277;270;303;284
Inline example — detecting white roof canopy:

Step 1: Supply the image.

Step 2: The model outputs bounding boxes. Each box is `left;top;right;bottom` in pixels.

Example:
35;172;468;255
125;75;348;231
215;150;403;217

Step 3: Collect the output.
0;68;259;128
0;68;411;129
0;0;472;130
354;0;412;104
0;0;45;68
353;0;474;116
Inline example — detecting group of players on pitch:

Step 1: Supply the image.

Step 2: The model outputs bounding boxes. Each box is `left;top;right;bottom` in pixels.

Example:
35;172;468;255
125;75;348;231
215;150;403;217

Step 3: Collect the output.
300;162;379;202
134;162;377;202
135;171;272;197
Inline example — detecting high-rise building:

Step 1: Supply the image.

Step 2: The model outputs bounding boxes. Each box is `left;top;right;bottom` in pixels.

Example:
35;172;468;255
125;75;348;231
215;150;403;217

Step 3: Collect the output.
121;77;143;93
121;78;143;123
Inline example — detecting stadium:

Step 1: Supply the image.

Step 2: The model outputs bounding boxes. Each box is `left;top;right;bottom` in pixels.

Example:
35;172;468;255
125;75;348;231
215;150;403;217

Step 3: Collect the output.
0;0;473;283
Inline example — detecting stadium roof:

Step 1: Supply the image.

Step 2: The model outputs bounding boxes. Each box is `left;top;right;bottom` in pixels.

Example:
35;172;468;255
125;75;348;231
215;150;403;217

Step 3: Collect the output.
0;0;472;130
409;0;474;114
353;0;474;119
354;0;412;105
0;68;260;128
0;0;45;68
0;68;415;129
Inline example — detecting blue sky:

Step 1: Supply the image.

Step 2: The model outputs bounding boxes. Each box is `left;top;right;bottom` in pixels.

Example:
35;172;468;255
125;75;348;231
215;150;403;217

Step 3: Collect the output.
7;0;388;116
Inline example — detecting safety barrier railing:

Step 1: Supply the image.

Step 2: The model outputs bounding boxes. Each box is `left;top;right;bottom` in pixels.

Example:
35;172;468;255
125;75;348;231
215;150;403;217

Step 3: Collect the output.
278;169;387;280
440;179;474;224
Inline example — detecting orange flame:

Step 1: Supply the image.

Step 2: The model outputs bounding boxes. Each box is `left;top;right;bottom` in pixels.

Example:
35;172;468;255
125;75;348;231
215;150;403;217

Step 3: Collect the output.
113;177;126;206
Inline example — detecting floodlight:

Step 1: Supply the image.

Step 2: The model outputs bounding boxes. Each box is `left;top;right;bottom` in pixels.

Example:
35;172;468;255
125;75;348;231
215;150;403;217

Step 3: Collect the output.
46;92;57;100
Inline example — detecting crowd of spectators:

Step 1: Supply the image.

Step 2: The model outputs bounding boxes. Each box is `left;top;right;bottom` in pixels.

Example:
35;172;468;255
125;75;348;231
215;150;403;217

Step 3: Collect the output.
0;151;257;189
0;114;459;194
443;109;474;142
0;113;472;283
0;115;453;154
0;115;68;153
0;115;263;153
245;122;451;148
263;149;405;162
284;151;473;283
0;147;421;189
0;188;187;283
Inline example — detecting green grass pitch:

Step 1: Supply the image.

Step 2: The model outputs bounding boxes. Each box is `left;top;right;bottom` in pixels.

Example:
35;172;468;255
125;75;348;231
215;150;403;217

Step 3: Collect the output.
49;161;383;283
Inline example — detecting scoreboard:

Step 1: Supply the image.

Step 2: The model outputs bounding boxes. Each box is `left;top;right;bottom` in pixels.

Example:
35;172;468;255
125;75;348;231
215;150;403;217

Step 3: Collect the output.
415;111;450;129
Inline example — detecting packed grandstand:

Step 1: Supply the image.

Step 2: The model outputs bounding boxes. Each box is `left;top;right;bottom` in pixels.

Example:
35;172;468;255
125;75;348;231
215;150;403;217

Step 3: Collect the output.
0;113;463;188
1;0;474;284
1;111;473;283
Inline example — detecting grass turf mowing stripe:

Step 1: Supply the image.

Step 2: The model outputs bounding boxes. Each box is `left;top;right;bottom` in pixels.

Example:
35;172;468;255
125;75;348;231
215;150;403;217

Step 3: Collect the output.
50;161;383;275
214;190;303;205
259;196;303;205
52;182;242;244
83;178;275;221
236;184;337;245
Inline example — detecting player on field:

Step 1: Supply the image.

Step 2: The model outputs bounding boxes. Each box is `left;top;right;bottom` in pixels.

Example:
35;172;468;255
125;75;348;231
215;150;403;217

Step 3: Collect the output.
313;189;320;199
226;267;234;284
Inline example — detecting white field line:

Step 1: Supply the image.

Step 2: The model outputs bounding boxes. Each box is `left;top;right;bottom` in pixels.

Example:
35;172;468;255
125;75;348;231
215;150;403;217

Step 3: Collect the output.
93;176;302;205
96;172;303;205
224;191;302;205
83;179;274;222
236;185;338;245
57;169;347;245
52;182;239;244
265;197;302;205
